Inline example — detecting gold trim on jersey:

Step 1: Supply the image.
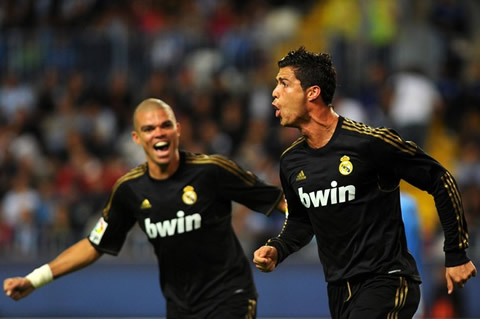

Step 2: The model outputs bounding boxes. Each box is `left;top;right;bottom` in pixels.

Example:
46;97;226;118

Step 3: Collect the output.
387;276;408;319
345;281;352;302
267;209;289;246
185;153;256;186
441;171;469;249
102;163;148;220
245;298;257;319
281;136;306;158
342;118;417;156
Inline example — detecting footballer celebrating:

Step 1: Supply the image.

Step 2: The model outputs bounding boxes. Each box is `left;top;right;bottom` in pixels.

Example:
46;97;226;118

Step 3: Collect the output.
4;98;285;319
253;47;476;319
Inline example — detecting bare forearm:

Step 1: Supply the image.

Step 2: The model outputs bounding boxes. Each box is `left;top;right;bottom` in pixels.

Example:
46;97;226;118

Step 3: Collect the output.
49;238;102;279
4;239;103;300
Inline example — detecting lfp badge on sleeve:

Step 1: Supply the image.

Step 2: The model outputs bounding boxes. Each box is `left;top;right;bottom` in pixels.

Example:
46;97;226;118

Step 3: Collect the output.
89;217;108;245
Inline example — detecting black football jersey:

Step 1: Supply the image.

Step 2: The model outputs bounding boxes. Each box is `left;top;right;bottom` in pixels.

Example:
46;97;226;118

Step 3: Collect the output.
268;117;469;283
88;151;283;313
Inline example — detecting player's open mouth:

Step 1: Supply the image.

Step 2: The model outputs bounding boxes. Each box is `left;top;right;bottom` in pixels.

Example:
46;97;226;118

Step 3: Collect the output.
154;141;170;151
272;103;281;118
274;107;281;118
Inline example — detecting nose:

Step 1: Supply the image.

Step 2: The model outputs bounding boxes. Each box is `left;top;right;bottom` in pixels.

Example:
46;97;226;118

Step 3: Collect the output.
153;126;166;137
272;85;279;99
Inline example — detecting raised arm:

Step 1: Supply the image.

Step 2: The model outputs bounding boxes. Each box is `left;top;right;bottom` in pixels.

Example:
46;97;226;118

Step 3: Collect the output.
4;238;102;301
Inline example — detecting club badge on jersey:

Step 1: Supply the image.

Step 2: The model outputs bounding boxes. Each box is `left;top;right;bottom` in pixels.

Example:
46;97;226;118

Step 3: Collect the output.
339;155;353;175
182;185;197;205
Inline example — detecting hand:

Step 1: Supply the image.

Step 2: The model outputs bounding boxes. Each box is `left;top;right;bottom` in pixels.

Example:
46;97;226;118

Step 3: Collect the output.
4;277;35;301
253;246;278;272
446;261;477;294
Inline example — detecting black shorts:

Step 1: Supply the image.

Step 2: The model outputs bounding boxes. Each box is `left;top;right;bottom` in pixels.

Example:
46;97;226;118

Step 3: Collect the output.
167;292;257;319
327;275;421;319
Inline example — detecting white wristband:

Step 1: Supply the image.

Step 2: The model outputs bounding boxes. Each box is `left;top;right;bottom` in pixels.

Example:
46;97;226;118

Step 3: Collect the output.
25;264;53;288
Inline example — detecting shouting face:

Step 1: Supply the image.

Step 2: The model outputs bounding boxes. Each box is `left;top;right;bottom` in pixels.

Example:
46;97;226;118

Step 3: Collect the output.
272;66;308;128
132;100;181;178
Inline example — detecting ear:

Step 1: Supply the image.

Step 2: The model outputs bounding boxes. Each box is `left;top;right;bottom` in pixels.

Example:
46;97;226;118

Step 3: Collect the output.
306;86;321;102
176;122;182;137
131;130;141;145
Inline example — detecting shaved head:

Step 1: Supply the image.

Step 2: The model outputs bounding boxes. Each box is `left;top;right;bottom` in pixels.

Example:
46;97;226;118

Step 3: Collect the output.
131;98;182;179
133;98;177;131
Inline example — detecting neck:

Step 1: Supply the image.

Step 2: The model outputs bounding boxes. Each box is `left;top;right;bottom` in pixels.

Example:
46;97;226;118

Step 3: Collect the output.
148;152;180;180
301;107;339;149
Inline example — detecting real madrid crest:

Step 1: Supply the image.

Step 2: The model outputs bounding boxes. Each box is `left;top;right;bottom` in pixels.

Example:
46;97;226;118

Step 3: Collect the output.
339;155;353;175
182;185;197;205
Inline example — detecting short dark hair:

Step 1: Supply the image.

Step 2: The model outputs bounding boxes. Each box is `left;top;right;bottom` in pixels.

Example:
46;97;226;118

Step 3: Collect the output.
278;47;337;105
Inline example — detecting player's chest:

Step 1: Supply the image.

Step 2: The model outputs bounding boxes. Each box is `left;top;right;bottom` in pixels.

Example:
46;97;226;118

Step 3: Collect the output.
131;175;222;240
286;150;377;207
132;172;217;221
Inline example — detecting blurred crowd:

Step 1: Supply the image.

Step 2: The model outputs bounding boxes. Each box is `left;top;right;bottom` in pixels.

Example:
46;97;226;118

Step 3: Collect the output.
0;0;313;260
1;1;480;314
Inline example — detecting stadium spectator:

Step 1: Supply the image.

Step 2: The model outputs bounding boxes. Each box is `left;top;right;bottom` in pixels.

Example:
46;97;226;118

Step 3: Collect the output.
383;65;444;148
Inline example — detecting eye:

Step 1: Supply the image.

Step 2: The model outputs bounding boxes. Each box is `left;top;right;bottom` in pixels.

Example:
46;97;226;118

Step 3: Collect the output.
162;121;174;129
141;126;154;132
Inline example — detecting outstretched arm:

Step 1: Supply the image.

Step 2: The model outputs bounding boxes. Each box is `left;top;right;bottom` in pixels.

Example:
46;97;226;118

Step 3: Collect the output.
446;261;477;294
4;238;102;301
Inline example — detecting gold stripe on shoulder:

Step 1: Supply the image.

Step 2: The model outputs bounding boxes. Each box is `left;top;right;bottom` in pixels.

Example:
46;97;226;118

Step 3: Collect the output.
342;118;416;155
113;163;147;188
343;118;417;154
103;163;147;219
281;136;306;158
342;119;416;154
185;153;256;186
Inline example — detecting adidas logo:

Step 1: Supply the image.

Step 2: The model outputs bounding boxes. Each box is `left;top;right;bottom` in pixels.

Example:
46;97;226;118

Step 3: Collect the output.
141;199;152;209
296;170;307;181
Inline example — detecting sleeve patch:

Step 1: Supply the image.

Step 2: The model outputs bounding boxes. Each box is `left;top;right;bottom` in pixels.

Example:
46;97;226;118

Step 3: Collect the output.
89;217;109;245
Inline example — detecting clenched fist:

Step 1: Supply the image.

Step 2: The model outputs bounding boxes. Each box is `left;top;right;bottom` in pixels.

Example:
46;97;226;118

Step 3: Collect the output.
253;246;278;272
4;277;35;301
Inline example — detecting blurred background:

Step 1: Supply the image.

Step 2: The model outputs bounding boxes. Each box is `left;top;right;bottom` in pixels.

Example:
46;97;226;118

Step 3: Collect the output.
0;0;480;318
